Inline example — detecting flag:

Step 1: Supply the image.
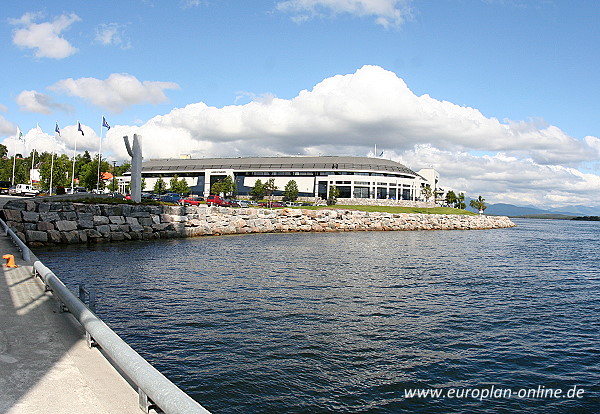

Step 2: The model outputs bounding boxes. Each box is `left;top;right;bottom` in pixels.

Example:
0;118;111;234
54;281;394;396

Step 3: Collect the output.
78;122;84;136
55;122;61;136
102;116;111;130
16;126;24;141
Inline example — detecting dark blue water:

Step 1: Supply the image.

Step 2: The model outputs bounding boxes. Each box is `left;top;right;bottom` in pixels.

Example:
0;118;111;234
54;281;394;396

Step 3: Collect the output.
35;219;599;413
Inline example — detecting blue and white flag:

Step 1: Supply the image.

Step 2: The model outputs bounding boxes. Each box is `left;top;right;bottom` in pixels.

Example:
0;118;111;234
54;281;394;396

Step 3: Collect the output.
102;116;111;130
78;121;84;136
55;122;61;136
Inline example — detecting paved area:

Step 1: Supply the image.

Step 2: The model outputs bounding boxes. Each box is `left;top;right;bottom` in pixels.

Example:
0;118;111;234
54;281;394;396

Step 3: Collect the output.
0;231;141;413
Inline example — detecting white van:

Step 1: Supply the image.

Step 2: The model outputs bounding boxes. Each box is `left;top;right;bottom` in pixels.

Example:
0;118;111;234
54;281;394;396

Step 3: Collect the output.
9;184;39;197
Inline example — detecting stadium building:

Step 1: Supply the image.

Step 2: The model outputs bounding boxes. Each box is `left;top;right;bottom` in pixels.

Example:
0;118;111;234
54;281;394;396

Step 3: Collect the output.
135;156;438;201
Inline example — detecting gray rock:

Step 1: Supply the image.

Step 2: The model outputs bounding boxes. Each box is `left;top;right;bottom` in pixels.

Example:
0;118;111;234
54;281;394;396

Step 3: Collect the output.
37;221;55;231
93;215;110;225
55;220;78;232
26;230;48;242
109;215;125;225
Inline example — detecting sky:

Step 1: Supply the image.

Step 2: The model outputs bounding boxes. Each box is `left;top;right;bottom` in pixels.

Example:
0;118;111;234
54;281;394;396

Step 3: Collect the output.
1;0;599;209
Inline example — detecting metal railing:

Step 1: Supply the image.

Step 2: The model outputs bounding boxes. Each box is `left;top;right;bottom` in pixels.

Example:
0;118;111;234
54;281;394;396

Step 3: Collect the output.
0;218;30;261
1;218;212;414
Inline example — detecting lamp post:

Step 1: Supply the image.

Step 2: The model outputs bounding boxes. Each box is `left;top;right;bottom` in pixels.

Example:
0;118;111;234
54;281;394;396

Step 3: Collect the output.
112;161;117;193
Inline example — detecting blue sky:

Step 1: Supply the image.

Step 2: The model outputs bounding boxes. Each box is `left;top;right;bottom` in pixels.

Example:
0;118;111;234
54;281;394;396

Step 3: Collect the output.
1;0;599;208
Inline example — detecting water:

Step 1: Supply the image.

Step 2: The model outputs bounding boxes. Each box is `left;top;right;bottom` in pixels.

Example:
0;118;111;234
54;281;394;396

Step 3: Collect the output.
35;219;599;413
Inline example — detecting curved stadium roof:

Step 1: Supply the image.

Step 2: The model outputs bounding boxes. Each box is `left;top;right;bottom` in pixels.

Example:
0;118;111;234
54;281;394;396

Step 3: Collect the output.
142;156;418;176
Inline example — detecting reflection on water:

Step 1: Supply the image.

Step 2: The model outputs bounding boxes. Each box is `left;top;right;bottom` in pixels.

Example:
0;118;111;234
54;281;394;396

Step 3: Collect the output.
36;219;600;413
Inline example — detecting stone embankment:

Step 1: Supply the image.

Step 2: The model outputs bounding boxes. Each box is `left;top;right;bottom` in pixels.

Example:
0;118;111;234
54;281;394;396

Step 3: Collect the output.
2;199;516;247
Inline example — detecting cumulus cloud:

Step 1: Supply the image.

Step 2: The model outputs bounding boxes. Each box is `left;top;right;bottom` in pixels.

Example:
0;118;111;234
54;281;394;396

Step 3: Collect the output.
9;12;80;59
2;123;101;159
16;90;72;114
396;144;600;208
95;65;599;208
276;0;412;28
0;116;15;136
95;23;131;49
50;73;180;113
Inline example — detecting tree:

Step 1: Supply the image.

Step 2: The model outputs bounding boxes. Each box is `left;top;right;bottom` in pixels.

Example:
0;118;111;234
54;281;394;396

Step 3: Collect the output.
211;175;236;197
327;185;340;206
421;184;433;202
79;155;111;191
470;195;487;214
456;192;466;210
282;180;299;202
170;176;190;195
37;153;71;191
169;175;182;193
445;190;457;208
263;178;278;206
0;144;8;159
153;175;167;194
250;179;265;201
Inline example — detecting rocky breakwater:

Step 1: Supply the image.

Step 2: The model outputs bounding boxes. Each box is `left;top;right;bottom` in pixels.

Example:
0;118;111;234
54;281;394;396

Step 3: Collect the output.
1;199;516;247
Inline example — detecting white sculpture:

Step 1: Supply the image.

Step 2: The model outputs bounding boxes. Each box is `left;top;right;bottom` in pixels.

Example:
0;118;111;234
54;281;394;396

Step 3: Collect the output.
124;134;142;203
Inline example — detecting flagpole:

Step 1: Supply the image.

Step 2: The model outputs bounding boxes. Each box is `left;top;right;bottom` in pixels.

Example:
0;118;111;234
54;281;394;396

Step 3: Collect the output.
12;127;22;186
71;121;78;193
11;146;16;186
96;115;103;193
50;135;55;196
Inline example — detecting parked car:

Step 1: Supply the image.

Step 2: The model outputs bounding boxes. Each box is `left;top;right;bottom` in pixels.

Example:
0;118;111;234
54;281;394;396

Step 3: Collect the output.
0;181;12;194
180;196;203;206
159;193;182;204
230;200;250;208
107;192;125;199
206;195;231;206
8;184;39;197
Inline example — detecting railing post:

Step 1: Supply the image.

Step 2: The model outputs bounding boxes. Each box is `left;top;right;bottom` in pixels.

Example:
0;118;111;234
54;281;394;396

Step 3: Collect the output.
138;387;156;413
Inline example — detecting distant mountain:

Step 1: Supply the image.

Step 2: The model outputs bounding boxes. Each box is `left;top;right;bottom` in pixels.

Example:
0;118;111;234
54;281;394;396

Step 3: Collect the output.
547;205;600;216
471;202;600;217
483;203;557;217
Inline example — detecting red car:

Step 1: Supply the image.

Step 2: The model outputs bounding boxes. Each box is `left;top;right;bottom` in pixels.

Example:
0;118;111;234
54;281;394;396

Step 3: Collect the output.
206;195;231;207
180;197;203;206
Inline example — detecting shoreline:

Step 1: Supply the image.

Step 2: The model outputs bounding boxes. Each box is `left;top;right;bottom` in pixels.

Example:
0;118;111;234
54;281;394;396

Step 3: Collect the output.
2;199;516;247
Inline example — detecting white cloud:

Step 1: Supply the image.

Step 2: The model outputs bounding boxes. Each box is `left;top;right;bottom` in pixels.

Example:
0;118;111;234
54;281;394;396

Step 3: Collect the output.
276;0;413;28
396;144;600;208
95;65;599;208
16;90;72;114
50;74;180;113
10;12;80;59
0;116;15;136
180;0;206;8
95;23;131;49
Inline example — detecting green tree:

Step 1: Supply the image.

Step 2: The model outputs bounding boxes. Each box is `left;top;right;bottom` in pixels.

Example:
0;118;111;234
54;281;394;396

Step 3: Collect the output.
141;177;146;191
282;180;299;202
327;185;340;206
211;175;236;197
79;155;111;191
263;178;278;206
169;175;181;193
153;175;167;194
421;184;433;203
456;192;466;210
38;153;71;190
470;195;487;214
250;179;265;201
0;144;8;159
170;175;191;195
445;190;457;208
